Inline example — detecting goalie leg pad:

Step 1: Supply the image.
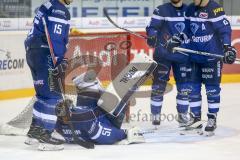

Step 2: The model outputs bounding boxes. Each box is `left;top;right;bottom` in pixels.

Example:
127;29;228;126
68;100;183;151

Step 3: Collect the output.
116;126;145;145
98;53;157;117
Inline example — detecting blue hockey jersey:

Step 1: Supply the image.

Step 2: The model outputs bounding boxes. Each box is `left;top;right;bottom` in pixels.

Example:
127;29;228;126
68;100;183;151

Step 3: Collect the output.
56;94;126;144
185;0;232;63
56;106;127;145
25;0;70;61
146;2;189;62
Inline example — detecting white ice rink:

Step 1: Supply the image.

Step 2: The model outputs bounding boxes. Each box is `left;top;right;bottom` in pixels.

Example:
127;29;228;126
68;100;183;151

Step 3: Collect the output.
0;84;240;160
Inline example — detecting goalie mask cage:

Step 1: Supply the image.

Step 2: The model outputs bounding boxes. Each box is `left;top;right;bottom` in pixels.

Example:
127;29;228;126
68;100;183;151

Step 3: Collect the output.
0;32;131;136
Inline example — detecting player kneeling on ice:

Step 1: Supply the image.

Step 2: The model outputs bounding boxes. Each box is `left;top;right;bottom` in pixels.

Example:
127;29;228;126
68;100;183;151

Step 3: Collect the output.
55;72;145;145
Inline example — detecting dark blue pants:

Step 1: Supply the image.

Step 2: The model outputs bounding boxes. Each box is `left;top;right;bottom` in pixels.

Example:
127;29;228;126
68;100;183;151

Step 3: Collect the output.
188;60;222;117
151;55;192;115
26;47;61;131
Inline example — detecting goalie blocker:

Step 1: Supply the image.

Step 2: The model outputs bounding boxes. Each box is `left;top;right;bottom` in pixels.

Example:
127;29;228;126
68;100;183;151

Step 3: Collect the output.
97;52;157;117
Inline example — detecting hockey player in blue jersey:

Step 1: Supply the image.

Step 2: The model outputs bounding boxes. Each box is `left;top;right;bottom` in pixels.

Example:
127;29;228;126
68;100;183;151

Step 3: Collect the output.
24;0;73;150
183;0;237;136
146;0;192;127
55;71;145;145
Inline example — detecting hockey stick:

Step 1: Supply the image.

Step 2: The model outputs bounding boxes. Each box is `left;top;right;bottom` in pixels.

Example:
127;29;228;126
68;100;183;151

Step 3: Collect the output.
173;47;240;64
103;9;240;64
42;17;57;66
103;8;147;40
42;17;94;149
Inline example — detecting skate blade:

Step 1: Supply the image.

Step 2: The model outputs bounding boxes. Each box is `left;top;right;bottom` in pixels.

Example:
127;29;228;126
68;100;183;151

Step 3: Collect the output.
115;139;130;145
128;136;145;144
38;143;64;151
204;131;215;137
153;125;159;130
25;137;39;145
179;128;203;135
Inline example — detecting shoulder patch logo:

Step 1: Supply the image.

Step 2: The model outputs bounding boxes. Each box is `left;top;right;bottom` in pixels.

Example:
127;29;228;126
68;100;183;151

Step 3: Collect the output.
154;8;160;14
43;1;52;9
213;7;224;15
199;12;208;19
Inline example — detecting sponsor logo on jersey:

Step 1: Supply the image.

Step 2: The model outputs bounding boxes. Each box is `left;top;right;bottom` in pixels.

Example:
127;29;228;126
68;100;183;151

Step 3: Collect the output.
202;68;214;73
52;9;66;17
88;121;97;134
35;10;43;20
192;34;213;43
33;80;44;86
213;7;224;15
199;12;208;19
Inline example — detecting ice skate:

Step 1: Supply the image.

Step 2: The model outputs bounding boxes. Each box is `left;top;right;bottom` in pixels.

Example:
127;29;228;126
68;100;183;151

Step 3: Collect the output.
37;129;64;151
180;114;203;135
25;125;42;145
204;113;217;137
177;112;194;127
152;114;160;129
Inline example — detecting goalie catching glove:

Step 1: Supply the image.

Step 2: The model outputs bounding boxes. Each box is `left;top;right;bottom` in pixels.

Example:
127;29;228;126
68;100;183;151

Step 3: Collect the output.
223;45;237;64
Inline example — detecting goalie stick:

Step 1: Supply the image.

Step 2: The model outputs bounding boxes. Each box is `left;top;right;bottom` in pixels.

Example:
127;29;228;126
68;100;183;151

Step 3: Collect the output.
42;17;94;149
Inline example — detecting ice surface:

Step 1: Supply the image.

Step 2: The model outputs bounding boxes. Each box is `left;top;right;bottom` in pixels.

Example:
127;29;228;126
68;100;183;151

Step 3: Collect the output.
0;84;240;160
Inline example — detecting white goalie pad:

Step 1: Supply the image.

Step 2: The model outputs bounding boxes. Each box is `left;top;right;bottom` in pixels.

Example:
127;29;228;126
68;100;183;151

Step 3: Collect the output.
97;52;157;117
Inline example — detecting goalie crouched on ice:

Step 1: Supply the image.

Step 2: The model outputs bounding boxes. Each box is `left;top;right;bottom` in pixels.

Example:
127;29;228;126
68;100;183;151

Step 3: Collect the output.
54;71;145;145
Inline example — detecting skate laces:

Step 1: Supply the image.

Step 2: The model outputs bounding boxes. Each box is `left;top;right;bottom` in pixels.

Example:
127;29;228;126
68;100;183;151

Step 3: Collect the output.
207;118;215;127
179;113;190;122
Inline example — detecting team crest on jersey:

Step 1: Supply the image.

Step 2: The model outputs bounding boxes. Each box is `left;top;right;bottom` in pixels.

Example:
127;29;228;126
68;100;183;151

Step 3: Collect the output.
199;12;208;19
175;22;185;33
190;23;199;35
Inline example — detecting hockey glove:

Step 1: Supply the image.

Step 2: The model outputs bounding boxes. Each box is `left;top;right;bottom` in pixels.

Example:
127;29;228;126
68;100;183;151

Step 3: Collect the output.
56;99;74;123
48;58;68;93
147;36;158;48
164;34;183;52
223;45;237;64
56;99;73;117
